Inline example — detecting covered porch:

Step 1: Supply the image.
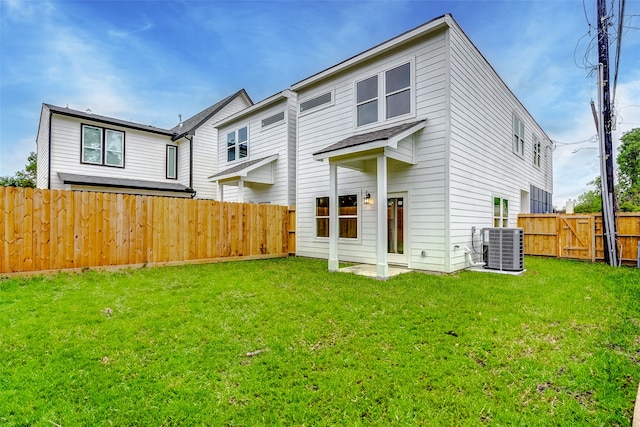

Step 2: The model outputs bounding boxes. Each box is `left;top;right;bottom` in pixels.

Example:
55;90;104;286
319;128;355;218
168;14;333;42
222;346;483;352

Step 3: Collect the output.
208;155;278;202
312;120;425;279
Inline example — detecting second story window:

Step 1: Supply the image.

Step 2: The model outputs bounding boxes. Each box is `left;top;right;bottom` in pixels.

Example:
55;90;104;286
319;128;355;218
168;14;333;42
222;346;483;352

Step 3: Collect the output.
533;137;541;168
356;62;412;127
227;126;248;162
357;75;378;126
166;145;177;179
513;115;525;157
82;124;124;167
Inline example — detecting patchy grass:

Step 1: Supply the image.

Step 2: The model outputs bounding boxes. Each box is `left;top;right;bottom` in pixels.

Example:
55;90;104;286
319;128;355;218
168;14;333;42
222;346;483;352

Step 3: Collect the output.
1;257;639;425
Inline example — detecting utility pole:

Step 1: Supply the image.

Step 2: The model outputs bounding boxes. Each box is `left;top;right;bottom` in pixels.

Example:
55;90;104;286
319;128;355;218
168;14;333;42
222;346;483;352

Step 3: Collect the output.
597;0;618;266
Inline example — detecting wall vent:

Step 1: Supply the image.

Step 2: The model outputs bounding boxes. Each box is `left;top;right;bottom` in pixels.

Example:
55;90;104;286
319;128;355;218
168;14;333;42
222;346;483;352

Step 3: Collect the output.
483;227;524;272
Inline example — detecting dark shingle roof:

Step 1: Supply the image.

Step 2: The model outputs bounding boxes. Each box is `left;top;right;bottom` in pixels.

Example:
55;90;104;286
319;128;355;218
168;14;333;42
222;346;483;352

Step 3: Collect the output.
45;104;174;136
209;156;275;179
313;120;426;156
58;172;194;193
170;89;253;140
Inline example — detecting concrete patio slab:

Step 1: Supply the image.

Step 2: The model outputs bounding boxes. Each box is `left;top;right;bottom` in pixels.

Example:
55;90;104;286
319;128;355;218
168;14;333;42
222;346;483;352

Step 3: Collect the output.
338;264;413;279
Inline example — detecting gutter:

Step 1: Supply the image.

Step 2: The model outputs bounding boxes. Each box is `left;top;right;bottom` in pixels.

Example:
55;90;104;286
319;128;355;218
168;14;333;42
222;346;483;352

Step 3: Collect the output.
48;108;52;189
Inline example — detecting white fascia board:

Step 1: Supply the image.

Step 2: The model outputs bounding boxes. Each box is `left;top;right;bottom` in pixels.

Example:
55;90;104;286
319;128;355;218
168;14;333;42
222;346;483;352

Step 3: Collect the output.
214;90;290;128
313;139;389;161
386;121;426;147
291;17;449;91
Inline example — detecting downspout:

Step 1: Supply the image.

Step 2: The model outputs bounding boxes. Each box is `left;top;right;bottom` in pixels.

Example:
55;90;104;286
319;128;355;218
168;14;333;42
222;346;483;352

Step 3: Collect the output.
186;134;195;198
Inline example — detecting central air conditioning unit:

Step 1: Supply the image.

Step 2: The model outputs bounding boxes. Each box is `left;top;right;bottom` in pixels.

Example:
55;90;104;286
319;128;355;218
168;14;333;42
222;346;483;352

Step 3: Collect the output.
482;227;524;272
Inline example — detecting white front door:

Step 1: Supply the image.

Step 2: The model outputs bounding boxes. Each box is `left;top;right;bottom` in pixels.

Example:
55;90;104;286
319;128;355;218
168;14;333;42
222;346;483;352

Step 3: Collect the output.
387;192;408;265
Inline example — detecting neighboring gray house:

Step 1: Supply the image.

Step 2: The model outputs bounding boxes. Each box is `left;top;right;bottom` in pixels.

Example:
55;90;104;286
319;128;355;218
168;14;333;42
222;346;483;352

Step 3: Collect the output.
291;14;553;277
36;90;252;198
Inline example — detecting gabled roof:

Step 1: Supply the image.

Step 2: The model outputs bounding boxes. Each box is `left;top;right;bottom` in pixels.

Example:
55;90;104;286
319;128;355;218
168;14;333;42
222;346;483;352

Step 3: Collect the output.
44;104;174;136
170;89;253;140
313;120;426;159
58;172;195;193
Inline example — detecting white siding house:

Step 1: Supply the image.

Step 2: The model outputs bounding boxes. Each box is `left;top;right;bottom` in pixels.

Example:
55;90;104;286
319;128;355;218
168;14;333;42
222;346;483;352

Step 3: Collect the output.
209;90;296;206
291;14;553;277
35;90;252;198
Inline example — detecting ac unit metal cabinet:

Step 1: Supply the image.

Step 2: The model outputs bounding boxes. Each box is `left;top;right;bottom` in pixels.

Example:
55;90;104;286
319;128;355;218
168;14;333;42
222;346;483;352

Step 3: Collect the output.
483;227;524;272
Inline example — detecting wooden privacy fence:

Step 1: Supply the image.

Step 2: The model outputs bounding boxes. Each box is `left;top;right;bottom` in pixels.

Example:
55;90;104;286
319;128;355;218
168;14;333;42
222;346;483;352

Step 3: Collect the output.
0;186;294;275
518;213;640;265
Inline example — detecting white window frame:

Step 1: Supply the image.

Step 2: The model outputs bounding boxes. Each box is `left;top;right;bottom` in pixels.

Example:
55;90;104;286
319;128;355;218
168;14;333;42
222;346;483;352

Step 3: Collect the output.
299;89;334;116
315;196;330;239
166;145;177;179
226;125;249;163
533;136;541;168
493;196;509;228
354;59;415;129
512;114;525;157
314;193;361;241
81;124;124;168
261;110;286;130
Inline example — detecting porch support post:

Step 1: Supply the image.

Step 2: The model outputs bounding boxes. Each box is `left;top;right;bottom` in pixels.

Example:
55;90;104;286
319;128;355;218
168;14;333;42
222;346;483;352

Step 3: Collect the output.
238;179;244;203
376;155;388;278
328;162;339;271
218;183;224;202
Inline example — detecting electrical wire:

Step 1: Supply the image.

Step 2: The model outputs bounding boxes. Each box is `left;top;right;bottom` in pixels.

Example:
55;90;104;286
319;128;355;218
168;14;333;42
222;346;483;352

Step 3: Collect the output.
611;0;625;108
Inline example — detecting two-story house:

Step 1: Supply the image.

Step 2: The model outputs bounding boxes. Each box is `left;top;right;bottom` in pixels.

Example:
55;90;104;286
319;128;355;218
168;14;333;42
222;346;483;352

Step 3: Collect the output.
36;89;252;198
291;14;553;277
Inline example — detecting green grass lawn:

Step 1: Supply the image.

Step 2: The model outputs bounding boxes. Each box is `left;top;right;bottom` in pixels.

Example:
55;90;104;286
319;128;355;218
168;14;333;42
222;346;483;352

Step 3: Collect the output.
1;257;640;426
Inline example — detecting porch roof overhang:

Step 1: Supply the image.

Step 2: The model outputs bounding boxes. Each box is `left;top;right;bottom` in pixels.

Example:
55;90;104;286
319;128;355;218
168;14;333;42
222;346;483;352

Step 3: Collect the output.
208;154;278;185
312;120;426;169
58;172;195;194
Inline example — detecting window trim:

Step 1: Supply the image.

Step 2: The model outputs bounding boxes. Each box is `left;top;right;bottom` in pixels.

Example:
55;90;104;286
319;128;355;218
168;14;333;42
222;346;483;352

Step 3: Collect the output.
493;196;509;228
260;110;286;130
512;114;525;157
80;123;125;168
314;192;361;242
226;125;249;164
354;59;415;130
166;145;178;180
299;89;335;116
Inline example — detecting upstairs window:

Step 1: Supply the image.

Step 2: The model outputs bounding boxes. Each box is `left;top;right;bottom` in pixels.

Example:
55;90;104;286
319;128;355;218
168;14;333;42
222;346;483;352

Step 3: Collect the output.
493;197;509;227
356;62;412;127
227;126;248;162
166;145;177;179
82;124;124;167
357;75;378;126
385;62;411;119
513;115;525;156
300;91;332;113
533;137;541;168
261;111;285;128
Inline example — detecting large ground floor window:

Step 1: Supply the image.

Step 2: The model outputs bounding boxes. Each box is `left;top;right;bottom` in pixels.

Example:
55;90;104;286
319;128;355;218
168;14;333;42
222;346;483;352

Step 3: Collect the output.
315;194;358;239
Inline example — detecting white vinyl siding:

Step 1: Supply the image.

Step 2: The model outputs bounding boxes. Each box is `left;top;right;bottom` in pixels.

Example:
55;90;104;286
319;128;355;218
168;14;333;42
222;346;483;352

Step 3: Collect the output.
296;33;447;271
447;21;552;271
47;115;176;190
216;95;296;205
35;105;51;189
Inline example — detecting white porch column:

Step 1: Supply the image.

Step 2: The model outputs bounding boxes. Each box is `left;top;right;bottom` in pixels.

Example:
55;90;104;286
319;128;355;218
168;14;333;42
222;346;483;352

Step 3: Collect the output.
218;183;224;202
376;155;388;278
238;179;244;203
328;162;339;271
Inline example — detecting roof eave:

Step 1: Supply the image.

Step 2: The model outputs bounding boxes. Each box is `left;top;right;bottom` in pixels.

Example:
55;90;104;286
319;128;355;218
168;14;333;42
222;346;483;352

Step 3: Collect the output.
291;15;450;91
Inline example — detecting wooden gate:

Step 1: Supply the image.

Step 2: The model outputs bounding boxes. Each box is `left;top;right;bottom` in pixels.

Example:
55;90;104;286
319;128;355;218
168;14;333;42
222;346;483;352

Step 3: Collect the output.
558;215;595;261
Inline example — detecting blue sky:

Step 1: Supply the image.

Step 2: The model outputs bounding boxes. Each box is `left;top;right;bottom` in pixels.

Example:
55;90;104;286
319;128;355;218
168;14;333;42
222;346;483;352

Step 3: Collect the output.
1;0;639;208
